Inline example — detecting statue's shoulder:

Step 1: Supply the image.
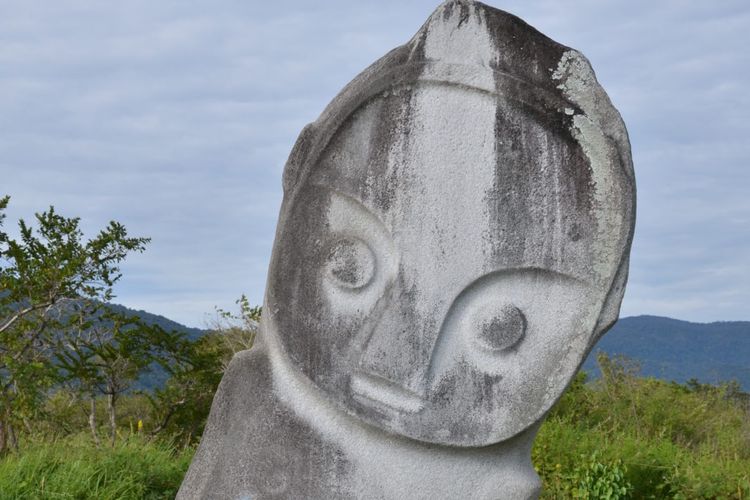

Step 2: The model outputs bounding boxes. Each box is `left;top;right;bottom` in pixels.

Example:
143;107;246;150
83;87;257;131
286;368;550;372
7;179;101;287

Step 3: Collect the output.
178;346;352;500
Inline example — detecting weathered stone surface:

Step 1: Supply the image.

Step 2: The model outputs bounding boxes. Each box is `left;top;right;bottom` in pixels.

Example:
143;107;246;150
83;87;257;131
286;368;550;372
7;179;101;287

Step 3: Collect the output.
178;1;635;498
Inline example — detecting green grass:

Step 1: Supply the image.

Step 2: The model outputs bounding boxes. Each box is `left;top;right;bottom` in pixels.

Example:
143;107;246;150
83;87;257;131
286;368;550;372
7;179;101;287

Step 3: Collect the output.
0;435;193;500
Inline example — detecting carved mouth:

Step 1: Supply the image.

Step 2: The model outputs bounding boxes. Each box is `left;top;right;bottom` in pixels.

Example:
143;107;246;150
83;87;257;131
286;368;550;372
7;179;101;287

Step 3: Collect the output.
350;372;425;414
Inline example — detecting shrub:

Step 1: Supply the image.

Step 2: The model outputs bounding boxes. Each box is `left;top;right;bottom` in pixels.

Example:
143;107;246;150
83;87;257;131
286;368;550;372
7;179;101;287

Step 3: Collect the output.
534;354;750;499
573;453;631;499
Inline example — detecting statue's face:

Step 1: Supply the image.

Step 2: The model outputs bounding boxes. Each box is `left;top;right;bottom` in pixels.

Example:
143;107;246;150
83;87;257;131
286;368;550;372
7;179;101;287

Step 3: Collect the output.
268;83;616;446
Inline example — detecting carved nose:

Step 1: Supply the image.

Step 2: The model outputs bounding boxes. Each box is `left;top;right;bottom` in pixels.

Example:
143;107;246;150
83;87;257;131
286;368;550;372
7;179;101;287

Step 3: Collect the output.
349;371;425;413
355;300;438;401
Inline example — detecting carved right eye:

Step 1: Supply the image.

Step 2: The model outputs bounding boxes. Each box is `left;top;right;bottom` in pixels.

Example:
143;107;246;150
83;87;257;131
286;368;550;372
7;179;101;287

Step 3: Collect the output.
326;238;376;290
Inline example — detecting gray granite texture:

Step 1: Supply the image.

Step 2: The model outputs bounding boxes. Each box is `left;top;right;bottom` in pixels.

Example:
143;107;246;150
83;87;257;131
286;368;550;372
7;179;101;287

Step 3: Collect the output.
178;1;635;498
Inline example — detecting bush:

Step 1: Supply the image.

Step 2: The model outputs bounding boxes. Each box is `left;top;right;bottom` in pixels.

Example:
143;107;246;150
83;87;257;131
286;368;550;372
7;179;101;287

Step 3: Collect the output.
534;354;750;499
573;453;631;499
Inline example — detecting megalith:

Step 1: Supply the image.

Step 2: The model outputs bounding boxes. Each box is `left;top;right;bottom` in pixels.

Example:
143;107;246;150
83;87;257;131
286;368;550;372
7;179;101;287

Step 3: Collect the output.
178;1;635;498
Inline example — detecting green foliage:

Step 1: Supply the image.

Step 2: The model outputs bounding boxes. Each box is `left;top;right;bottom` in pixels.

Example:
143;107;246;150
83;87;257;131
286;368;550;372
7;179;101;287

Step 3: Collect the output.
210;294;260;366
145;295;259;445
572;453;631;499
0;198;149;324
55;304;191;446
31;390;151;440
534;354;750;499
0;196;148;453
0;196;8;236
0;434;193;499
58;308;155;394
144;334;224;445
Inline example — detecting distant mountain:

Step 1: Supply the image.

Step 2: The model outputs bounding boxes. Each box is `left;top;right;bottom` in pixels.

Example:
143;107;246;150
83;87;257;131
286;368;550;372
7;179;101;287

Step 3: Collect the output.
105;303;206;342
584;315;750;391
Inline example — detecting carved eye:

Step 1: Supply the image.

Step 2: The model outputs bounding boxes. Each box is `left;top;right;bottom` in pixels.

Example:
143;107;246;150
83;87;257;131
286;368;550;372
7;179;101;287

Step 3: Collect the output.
474;303;526;352
326;238;376;290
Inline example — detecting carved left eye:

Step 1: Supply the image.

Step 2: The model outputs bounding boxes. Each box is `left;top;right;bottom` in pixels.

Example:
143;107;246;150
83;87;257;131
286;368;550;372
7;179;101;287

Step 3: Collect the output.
474;303;526;352
326;238;376;290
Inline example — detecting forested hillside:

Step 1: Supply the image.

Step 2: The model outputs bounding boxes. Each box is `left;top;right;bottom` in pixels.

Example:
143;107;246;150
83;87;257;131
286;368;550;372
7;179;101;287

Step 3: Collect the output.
585;315;750;390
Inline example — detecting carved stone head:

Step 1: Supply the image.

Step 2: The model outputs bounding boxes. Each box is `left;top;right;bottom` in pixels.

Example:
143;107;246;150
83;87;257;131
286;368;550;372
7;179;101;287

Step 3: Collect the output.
263;0;635;447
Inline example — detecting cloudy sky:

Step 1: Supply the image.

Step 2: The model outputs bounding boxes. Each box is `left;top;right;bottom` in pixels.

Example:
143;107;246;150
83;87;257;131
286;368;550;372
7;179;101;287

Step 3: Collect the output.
1;0;748;327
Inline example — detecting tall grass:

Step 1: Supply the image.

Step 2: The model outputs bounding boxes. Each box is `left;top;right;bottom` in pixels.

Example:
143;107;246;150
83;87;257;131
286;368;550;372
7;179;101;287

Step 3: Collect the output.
0;435;193;500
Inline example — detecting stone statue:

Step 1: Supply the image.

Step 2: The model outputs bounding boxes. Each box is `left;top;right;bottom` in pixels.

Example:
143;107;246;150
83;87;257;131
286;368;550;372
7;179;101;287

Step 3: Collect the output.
178;1;635;498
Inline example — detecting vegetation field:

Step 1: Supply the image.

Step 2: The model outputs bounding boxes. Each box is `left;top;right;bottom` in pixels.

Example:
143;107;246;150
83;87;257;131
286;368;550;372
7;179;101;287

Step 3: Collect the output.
0;354;747;499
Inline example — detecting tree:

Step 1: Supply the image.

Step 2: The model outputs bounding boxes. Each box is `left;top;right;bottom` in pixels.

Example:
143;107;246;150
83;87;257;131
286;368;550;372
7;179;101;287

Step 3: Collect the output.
0;196;7;242
0;196;149;453
207;294;260;371
146;296;260;445
56;304;188;446
146;333;223;445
